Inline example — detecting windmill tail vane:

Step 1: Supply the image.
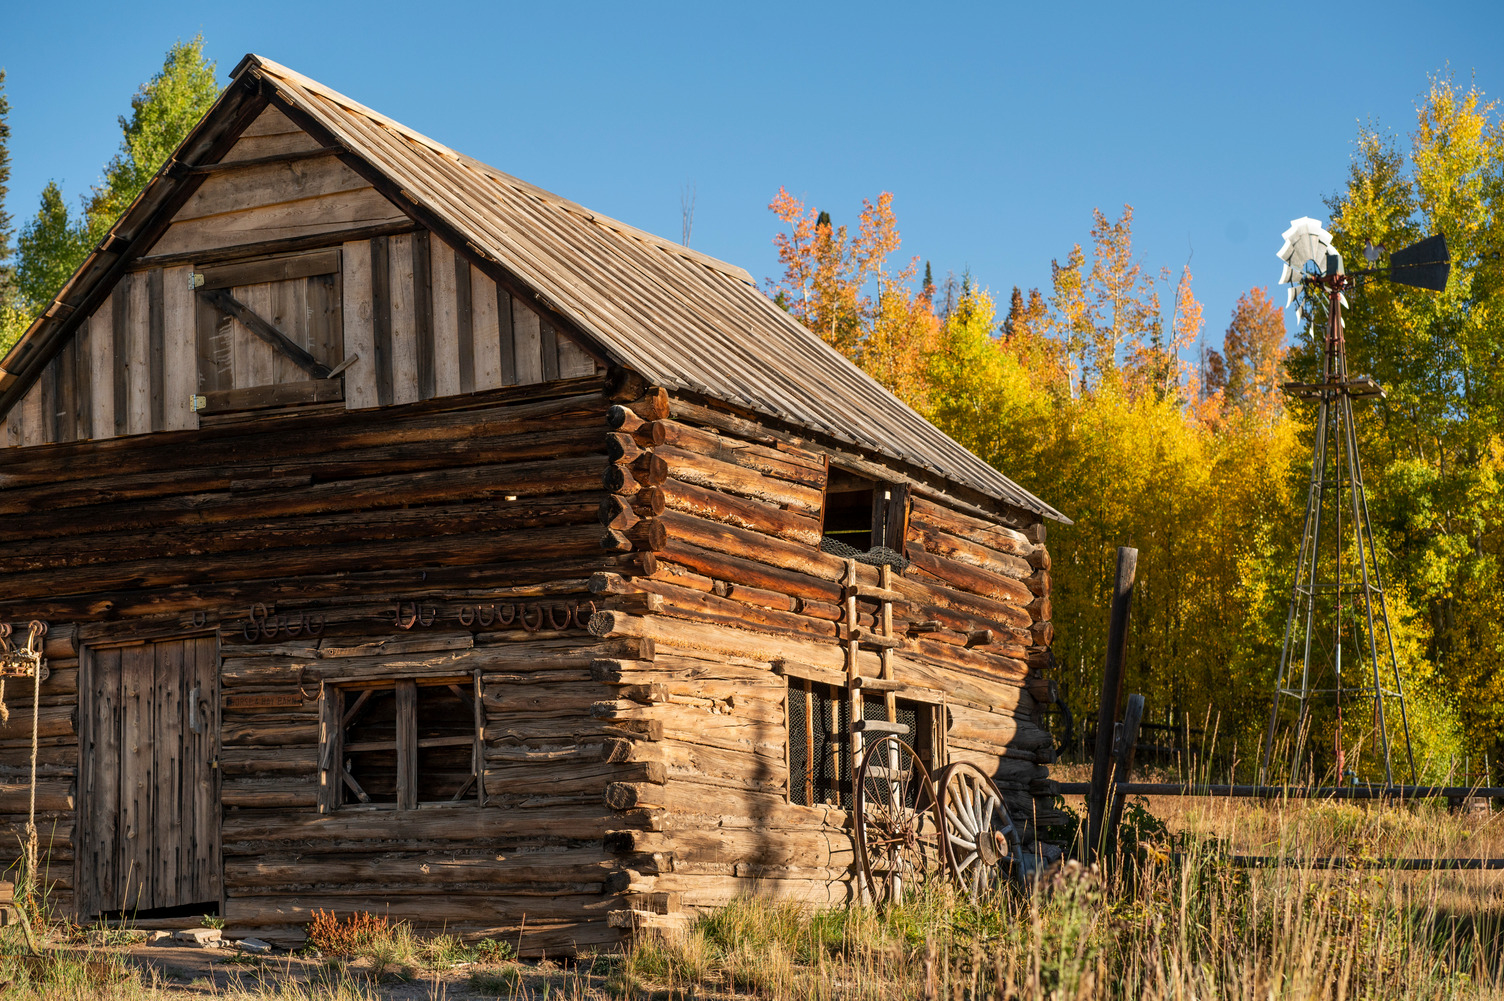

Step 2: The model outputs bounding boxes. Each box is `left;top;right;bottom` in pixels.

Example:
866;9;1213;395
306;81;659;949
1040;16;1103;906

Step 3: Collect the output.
1259;219;1448;789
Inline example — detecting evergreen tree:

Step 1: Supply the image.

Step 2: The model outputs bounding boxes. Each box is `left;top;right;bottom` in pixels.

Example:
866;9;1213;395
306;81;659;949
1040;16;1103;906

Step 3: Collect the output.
82;36;220;244
0;68;14;334
0;38;220;353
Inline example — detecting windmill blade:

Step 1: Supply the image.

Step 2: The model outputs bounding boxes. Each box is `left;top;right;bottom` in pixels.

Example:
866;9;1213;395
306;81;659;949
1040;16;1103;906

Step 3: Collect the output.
1387;233;1450;291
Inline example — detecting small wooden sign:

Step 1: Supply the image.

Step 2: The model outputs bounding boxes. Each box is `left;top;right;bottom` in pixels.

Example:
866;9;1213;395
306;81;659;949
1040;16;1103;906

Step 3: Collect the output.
225;693;306;709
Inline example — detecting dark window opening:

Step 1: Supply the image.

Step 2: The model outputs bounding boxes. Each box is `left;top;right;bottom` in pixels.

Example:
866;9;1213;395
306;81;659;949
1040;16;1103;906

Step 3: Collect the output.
333;678;479;810
820;471;910;568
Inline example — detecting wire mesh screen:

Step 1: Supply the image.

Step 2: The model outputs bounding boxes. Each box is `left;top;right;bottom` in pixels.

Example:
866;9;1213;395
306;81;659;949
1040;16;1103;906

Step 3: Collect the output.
787;681;850;807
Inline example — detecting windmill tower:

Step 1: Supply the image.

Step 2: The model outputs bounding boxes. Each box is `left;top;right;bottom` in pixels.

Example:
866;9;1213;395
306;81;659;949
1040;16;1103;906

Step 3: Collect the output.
1259;219;1450;788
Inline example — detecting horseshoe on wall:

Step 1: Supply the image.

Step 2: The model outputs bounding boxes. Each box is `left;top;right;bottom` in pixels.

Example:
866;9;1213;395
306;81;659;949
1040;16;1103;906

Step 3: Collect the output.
394;602;418;630
572;601;596;629
520;603;544;633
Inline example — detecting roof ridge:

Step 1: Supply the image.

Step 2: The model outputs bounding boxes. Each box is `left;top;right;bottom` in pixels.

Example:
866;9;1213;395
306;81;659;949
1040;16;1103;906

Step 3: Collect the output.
245;55;756;285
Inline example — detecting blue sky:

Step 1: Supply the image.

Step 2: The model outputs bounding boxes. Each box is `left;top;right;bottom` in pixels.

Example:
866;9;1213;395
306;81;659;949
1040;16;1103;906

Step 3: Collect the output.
3;2;1501;355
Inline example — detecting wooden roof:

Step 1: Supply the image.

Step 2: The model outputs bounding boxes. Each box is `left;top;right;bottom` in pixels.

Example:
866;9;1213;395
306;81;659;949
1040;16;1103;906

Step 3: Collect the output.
0;55;1065;522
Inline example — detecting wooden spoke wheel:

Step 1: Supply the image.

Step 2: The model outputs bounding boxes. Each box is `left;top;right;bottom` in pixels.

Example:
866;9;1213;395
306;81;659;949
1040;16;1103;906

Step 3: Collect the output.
936;761;1020;898
853;735;938;906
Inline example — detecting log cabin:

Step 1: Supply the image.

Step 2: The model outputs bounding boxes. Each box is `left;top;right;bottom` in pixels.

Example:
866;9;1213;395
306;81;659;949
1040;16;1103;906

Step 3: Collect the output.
0;55;1069;952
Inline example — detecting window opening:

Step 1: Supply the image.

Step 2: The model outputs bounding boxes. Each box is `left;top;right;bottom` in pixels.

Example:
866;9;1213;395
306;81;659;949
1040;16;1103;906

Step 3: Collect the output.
332;677;478;810
787;678;940;807
819;471;910;570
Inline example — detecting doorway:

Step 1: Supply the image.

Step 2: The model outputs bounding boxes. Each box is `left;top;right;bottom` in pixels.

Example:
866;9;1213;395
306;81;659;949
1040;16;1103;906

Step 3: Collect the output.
77;635;221;918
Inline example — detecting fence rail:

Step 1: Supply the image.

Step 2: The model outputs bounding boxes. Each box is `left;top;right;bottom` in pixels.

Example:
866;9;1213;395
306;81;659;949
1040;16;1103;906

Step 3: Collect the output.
1058;782;1504;801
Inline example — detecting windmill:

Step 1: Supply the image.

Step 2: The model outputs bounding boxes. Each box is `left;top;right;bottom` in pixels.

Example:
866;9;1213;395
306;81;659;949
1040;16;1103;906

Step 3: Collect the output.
1258;218;1450;787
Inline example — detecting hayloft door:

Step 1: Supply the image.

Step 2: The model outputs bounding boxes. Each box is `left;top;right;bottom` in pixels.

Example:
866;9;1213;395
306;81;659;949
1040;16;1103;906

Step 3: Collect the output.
78;636;221;918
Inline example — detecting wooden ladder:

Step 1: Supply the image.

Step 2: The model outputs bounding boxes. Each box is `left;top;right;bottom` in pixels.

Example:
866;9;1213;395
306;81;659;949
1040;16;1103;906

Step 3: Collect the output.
844;561;904;778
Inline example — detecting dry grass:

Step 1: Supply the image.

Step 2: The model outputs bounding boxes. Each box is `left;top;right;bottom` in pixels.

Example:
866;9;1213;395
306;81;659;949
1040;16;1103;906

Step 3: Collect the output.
0;795;1499;999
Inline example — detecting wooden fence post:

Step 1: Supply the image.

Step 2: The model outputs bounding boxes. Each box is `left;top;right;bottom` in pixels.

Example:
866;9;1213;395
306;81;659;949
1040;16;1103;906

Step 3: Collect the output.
1086;546;1137;865
1105;692;1146;860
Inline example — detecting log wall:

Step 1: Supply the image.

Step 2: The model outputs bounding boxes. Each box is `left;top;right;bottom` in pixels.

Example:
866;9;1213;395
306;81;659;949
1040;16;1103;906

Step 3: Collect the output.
0;378;653;952
583;391;1062;930
0;374;1060;951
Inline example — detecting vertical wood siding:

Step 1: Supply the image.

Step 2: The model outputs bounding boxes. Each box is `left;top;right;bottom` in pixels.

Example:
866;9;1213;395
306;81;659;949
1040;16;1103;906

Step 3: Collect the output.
0;103;601;447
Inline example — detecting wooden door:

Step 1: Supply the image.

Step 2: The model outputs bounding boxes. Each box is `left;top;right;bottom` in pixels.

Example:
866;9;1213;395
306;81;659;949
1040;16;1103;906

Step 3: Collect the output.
77;635;220;918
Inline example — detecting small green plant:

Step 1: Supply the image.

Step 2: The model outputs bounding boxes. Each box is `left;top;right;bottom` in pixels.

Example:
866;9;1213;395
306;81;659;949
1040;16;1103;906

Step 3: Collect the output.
471;937;515;963
202;912;226;930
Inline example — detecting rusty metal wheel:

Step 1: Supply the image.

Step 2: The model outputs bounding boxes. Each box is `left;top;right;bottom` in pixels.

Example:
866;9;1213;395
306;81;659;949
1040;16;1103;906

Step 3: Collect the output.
935;761;1020;898
854;735;938;906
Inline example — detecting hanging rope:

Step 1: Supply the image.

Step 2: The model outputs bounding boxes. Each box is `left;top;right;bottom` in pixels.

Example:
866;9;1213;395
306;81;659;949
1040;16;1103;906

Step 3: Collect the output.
25;621;45;890
0;620;47;913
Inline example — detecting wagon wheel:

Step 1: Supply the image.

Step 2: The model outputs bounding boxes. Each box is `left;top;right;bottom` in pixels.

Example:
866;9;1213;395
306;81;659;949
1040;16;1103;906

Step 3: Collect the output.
935;761;1021;898
853;735;938;906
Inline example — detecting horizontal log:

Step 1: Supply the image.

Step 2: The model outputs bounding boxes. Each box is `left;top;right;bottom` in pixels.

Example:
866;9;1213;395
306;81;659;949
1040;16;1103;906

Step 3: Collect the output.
653;446;822;516
658;510;850;584
225;847;620;890
0;704;75;741
638;579;838;642
647;478;821;546
0;388;609;491
903;544;1033;606
658;540;842;605
0;781;73;813
911;526;1033;581
716;582;795;612
590;611;866;677
908;495;1036;557
3;522;609;600
647;420;826;485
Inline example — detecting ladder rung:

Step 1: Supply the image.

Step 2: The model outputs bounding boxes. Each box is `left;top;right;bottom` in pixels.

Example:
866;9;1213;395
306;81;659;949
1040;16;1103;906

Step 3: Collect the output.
846;585;903;602
850;627;903;650
854;719;910;735
850;675;902;692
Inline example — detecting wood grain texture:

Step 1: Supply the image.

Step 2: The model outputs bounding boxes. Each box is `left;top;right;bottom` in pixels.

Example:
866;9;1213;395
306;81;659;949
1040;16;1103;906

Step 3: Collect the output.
470;270;502;391
126;272;151;435
387;233;420;405
162;265;198;431
88;300;115;439
429;238;462;397
341;239;377;409
513;298;542;385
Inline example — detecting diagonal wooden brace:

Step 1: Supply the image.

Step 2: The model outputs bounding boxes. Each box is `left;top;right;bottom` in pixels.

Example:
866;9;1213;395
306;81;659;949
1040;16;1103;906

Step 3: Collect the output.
201;287;334;379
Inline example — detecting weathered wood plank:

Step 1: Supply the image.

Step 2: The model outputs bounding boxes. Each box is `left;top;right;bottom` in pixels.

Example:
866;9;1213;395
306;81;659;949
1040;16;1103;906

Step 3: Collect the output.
153;639;183;907
148;268;165;430
429;238;462;398
470;269;502;392
454;251;474;394
126;272;152;435
88;301;115;439
233;283;276;390
112;284;128;435
151;187;408;258
342;239;377;410
218;130;325;162
163;265;198;432
558;333;597;380
200;249;340;291
173;156;372;222
387;233;420;405
119;644;152;909
513;298;542;385
412;231;435;400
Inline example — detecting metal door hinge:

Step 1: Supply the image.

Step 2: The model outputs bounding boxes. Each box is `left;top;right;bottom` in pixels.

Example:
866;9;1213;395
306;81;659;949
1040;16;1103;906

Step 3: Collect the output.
189;272;205;289
190;394;207;412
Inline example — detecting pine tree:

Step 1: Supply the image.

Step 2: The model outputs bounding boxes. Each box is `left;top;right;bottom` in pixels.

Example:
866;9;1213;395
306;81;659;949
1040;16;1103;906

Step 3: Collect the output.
0;69;14;327
1;38;220;353
82;36;220;244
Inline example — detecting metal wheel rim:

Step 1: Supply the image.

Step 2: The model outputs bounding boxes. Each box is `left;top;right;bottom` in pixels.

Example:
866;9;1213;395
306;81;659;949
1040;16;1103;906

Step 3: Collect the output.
935;761;1018;898
854;735;937;906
